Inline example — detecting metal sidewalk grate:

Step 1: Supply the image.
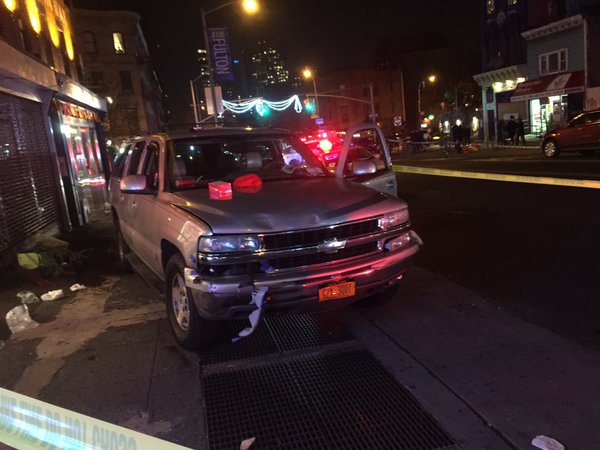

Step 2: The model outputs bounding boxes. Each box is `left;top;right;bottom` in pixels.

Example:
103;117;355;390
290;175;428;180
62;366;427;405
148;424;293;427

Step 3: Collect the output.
204;349;457;450
197;312;353;365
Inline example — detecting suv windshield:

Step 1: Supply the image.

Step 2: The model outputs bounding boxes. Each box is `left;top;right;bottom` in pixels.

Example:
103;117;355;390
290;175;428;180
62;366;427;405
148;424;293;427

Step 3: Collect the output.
167;134;329;190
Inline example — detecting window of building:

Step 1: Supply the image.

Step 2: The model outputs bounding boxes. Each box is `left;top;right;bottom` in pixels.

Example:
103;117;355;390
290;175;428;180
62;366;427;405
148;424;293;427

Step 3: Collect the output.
508;0;518;5
124;108;139;132
539;49;567;76
83;31;96;53
119;70;133;94
486;0;495;15
112;32;125;54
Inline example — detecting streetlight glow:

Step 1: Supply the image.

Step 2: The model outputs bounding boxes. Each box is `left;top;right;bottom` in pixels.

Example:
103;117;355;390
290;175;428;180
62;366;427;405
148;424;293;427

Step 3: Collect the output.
428;75;437;83
242;0;259;14
302;68;313;79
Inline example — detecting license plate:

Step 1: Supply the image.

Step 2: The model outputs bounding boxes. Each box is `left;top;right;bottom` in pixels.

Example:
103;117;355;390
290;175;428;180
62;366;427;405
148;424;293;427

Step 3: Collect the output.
318;281;356;302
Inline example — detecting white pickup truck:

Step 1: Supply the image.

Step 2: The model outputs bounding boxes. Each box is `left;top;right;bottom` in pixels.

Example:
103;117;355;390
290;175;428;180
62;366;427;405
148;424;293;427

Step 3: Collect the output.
109;124;421;348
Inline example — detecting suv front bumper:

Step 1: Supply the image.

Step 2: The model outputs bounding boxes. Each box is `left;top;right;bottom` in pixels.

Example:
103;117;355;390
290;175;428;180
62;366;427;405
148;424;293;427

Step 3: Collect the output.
184;233;421;320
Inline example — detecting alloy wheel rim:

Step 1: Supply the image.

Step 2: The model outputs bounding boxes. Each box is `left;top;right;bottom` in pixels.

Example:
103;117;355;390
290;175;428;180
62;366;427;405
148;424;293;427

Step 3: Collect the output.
171;273;190;331
544;142;556;157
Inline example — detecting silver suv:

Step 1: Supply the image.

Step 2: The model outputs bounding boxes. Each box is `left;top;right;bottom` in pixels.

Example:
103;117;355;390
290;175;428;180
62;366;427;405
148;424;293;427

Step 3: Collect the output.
109;124;421;348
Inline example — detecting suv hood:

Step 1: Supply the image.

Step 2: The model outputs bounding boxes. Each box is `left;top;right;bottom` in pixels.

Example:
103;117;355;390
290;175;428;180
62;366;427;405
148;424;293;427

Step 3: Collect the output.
170;178;406;234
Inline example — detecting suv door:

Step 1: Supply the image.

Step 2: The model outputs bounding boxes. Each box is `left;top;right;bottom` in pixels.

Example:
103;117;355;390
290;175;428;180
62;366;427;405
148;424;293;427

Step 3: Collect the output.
128;140;161;273
119;140;146;251
336;124;397;196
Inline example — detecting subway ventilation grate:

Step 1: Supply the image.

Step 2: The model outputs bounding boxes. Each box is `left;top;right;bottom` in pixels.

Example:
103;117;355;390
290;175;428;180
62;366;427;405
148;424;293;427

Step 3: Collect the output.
203;349;457;450
197;312;354;366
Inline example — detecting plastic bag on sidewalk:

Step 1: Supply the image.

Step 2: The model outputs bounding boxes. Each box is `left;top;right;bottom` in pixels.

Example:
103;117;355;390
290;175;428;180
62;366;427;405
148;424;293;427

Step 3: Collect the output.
6;305;39;334
532;435;565;450
69;283;86;292
17;290;40;304
41;289;65;301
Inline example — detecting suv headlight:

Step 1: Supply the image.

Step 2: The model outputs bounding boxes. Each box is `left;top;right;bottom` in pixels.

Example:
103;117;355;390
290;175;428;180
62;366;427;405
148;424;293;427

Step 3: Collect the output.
380;209;409;230
199;235;261;253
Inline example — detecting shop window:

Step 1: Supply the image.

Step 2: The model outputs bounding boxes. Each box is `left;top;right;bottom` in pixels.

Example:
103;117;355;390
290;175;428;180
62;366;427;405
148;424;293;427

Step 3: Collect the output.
486;0;495;15
539;49;567;76
112;32;125;54
119;70;133;94
83;31;96;53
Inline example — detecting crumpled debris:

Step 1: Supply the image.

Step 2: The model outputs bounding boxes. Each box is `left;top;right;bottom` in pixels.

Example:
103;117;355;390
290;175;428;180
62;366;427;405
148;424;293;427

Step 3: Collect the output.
69;283;87;292
41;289;65;301
240;437;255;450
532;435;565;450
6;305;39;334
17;252;43;270
17;290;40;304
232;286;268;343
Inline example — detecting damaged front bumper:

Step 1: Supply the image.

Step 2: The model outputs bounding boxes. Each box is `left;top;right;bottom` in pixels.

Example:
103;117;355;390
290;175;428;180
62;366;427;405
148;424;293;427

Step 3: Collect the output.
184;230;422;320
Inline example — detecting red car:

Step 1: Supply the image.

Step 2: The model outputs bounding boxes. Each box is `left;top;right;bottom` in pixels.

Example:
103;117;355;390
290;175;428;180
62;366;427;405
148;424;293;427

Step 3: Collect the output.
542;109;600;158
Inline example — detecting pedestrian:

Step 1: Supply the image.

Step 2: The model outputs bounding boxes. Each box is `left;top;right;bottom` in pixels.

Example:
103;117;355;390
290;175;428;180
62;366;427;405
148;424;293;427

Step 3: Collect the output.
505;117;517;145
464;125;471;145
497;119;506;146
516;118;526;146
451;123;463;153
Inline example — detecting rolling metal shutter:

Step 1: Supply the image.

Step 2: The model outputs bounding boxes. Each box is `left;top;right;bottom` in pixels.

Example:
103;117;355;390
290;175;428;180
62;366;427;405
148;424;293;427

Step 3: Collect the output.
0;91;60;252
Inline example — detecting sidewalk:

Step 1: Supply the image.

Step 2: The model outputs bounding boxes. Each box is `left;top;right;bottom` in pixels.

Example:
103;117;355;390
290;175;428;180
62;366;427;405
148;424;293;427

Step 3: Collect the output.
3;218;599;449
0;218;204;448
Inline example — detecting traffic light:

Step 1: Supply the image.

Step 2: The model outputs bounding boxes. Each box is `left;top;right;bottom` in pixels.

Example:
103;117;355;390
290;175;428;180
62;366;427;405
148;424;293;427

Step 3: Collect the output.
255;101;269;117
303;98;316;113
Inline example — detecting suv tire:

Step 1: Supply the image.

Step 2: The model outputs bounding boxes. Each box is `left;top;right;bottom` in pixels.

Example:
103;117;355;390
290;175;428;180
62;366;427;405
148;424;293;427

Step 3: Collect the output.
165;253;219;349
542;139;560;158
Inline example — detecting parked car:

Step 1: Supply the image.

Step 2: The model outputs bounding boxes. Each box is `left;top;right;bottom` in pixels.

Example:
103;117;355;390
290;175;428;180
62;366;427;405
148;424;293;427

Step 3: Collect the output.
541;109;600;158
109;124;422;349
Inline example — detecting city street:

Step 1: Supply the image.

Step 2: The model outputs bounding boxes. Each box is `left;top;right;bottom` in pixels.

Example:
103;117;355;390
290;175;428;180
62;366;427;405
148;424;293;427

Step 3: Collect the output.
3;148;600;449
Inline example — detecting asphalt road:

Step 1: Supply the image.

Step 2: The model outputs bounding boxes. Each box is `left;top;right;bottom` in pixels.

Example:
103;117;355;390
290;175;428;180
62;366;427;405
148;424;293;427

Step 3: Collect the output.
394;149;600;349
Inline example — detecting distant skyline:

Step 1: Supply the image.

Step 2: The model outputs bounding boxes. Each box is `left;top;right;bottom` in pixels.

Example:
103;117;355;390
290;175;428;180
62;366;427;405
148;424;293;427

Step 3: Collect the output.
73;0;480;123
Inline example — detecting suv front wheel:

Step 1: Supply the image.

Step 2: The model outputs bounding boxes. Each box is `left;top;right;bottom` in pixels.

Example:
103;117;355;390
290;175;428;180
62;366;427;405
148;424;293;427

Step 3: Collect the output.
542;139;560;158
165;254;219;349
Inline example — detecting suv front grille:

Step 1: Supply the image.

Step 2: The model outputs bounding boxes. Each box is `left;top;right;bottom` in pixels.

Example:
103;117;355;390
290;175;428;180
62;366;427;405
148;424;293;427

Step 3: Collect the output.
267;242;380;271
262;219;381;251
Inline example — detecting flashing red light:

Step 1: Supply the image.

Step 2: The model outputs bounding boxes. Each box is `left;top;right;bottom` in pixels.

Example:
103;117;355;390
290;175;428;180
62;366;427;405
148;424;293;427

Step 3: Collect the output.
319;139;333;153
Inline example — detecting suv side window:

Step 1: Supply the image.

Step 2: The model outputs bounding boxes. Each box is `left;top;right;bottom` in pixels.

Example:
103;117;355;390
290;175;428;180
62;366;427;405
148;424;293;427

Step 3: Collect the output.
344;129;388;176
113;144;131;178
570;115;587;126
125;141;146;176
142;141;160;190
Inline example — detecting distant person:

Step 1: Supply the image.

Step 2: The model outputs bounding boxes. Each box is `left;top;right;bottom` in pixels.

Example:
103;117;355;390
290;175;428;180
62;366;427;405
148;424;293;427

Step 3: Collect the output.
516;118;526;146
505;117;517;145
464;125;472;144
451;123;463;153
497;119;506;146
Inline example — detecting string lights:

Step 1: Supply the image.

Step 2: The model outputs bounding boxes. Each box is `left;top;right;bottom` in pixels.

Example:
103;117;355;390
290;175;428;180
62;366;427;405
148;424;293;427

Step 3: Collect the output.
222;95;302;116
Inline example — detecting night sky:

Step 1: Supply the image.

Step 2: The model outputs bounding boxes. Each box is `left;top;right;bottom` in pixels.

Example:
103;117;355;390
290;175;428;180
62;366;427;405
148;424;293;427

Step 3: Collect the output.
73;0;480;124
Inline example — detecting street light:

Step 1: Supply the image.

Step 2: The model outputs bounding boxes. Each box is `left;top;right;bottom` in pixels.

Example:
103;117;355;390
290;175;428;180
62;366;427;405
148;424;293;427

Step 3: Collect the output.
417;74;437;126
302;67;320;117
199;1;260;125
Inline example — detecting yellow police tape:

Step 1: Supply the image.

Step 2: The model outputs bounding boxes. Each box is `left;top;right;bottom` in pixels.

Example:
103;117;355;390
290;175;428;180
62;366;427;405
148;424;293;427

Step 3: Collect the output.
393;165;600;189
0;387;191;450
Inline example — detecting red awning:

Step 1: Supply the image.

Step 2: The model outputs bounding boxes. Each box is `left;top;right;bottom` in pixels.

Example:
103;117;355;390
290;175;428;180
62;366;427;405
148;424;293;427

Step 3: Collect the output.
511;71;585;102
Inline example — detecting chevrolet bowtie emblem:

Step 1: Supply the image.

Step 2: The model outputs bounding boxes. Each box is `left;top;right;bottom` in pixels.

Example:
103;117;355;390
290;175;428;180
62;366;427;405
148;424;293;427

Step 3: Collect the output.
318;238;347;254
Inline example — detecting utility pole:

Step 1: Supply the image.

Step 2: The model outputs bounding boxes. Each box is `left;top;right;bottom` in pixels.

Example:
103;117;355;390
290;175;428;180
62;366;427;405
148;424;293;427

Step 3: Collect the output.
369;82;376;123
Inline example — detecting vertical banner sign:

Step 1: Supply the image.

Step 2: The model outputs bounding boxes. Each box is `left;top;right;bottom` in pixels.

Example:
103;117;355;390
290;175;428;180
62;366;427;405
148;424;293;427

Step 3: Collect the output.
208;28;234;84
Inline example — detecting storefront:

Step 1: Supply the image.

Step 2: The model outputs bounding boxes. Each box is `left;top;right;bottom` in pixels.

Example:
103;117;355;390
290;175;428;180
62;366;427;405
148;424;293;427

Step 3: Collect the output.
511;71;585;135
50;98;108;227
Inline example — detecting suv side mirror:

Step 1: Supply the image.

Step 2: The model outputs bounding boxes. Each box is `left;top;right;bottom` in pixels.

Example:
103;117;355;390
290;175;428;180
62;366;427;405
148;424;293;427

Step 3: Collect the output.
120;174;156;194
350;159;377;176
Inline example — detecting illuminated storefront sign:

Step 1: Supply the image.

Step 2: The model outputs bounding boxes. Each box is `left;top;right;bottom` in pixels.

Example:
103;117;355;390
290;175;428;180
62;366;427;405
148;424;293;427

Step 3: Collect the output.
53;99;101;123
